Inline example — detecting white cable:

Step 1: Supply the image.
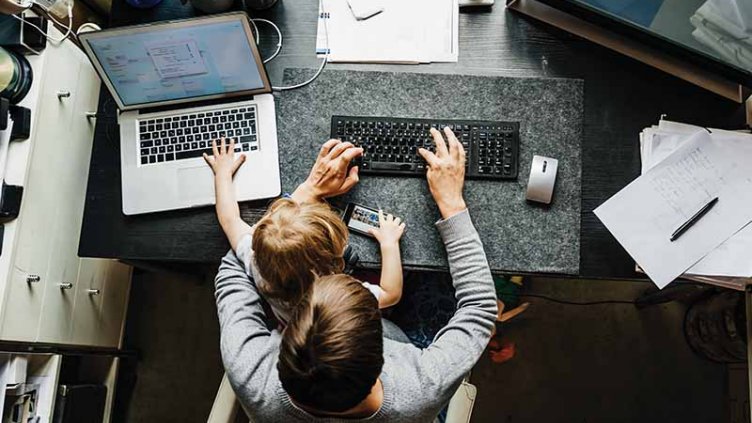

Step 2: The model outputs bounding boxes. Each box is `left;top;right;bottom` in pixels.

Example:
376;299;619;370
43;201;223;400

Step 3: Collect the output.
251;18;282;64
270;0;329;91
11;5;74;45
249;17;260;44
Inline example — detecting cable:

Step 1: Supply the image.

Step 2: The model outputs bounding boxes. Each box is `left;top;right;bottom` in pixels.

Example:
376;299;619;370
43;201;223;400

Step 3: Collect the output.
11;5;74;44
251;18;282;64
269;0;329;91
249;17;260;44
519;293;636;306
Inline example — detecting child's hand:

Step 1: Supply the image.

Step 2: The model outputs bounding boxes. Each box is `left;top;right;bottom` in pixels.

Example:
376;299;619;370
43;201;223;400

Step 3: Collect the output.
203;138;246;177
369;210;405;247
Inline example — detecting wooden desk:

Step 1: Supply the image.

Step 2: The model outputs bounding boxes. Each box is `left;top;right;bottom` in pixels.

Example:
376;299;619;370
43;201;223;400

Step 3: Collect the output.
78;0;746;278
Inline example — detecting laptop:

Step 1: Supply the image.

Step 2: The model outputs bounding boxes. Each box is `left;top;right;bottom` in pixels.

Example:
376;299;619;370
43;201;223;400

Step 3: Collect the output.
79;13;281;215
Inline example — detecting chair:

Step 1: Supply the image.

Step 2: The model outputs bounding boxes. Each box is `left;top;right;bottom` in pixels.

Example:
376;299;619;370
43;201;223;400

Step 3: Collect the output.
207;373;477;423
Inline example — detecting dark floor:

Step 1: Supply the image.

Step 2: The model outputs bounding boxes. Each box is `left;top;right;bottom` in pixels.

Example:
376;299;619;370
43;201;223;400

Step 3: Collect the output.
114;270;748;423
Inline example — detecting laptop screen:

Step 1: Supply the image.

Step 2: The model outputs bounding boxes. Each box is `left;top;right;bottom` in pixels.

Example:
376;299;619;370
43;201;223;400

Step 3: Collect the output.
81;14;271;111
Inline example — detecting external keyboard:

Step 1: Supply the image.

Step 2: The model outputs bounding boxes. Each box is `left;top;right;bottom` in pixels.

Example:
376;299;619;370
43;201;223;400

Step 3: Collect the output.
331;116;519;180
138;106;259;165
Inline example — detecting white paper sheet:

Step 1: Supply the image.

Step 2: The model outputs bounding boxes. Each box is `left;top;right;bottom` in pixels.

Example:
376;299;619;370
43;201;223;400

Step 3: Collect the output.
641;122;752;278
316;0;458;63
595;130;752;288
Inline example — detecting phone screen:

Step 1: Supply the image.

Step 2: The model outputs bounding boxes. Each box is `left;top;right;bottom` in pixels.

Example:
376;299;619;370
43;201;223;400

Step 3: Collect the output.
347;204;380;235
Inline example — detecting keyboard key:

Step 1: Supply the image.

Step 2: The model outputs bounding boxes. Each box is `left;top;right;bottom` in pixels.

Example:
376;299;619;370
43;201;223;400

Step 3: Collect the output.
157;154;165;162
166;153;175;161
149;155;156;164
141;141;153;148
141;157;148;164
140;132;151;140
140;148;149;156
175;148;212;160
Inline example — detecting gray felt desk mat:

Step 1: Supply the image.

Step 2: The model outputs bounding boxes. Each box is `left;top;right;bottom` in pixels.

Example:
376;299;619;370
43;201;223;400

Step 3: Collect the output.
277;69;582;275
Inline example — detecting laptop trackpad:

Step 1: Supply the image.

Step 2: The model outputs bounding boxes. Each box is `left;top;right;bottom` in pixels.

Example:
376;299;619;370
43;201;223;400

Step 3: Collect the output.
178;166;215;205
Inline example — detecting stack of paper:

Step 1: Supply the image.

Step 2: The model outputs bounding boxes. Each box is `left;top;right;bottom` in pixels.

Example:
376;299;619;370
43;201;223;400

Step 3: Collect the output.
316;0;459;63
595;120;752;289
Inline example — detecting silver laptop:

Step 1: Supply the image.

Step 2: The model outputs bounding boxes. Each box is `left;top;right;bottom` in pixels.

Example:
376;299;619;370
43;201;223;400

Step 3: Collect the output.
80;13;281;215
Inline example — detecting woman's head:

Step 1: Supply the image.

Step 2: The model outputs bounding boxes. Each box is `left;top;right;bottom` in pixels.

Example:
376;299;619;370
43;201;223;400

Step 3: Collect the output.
252;198;349;309
278;274;383;413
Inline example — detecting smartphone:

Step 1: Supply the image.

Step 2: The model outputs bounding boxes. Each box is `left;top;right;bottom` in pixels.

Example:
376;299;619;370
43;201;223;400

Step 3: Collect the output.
342;203;381;237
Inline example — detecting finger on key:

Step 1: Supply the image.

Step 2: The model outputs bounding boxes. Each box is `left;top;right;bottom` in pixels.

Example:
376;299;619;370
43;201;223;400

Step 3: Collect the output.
318;139;341;160
444;127;461;159
431;127;448;157
418;148;440;167
211;139;219;157
326;142;355;160
228;138;236;154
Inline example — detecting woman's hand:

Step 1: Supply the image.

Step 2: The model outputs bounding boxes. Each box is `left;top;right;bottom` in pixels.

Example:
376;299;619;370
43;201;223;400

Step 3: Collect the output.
291;139;363;203
418;127;467;219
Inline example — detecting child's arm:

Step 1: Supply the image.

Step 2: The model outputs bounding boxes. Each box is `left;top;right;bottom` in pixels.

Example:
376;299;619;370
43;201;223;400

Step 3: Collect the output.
368;211;406;309
204;138;252;251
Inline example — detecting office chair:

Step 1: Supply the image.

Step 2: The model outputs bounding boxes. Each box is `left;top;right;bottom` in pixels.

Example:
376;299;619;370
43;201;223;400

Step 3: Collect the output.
207;372;478;423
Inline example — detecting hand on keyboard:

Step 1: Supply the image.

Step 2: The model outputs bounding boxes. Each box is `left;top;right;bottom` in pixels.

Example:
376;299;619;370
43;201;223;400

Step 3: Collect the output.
292;139;364;203
419;128;467;219
203;138;246;177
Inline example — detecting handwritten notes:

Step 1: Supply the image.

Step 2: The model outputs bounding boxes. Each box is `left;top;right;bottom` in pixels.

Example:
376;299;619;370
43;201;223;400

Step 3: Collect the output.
595;130;752;288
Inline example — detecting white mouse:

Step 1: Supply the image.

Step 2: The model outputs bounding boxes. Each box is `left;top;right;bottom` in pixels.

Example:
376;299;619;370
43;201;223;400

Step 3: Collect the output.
526;155;558;204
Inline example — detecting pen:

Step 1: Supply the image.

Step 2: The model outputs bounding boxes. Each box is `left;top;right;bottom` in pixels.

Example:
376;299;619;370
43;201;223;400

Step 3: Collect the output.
670;197;719;242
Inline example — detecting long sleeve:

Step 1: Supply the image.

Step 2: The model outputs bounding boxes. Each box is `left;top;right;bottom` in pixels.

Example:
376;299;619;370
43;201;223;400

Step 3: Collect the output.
416;209;498;404
214;248;280;408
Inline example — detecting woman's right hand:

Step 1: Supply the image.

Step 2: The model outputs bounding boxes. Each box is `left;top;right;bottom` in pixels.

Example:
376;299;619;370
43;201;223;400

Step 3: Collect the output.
418;127;467;219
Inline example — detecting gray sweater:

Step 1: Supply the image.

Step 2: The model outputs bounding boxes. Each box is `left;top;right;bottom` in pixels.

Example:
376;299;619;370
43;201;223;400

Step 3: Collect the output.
215;209;498;422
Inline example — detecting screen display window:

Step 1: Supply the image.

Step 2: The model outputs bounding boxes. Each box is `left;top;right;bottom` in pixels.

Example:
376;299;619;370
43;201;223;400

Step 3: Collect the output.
86;20;265;107
348;205;380;234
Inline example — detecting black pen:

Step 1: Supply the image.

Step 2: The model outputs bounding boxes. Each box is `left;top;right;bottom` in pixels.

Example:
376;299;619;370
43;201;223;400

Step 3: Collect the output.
670;197;719;242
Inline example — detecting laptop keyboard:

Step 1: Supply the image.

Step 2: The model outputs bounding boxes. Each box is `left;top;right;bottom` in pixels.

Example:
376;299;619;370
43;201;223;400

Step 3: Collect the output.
331;116;519;180
138;106;259;165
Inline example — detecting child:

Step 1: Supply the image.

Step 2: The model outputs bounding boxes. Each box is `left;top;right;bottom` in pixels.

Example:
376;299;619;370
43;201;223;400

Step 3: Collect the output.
204;138;406;323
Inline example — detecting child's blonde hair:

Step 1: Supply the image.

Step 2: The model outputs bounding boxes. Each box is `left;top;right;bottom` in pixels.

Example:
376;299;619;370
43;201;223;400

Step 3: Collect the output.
252;198;349;311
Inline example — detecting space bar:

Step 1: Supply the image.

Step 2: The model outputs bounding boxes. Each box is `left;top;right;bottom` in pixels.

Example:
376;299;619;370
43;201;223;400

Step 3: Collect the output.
175;148;213;160
370;162;416;171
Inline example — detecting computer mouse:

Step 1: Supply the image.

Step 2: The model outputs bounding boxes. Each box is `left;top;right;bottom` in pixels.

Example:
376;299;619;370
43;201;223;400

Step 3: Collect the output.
526;155;558;204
